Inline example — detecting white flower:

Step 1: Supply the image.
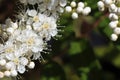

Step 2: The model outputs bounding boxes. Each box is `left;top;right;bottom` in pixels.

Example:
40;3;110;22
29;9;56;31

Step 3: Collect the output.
26;9;42;26
37;16;58;40
5;53;28;74
16;29;44;53
3;41;16;54
38;0;66;18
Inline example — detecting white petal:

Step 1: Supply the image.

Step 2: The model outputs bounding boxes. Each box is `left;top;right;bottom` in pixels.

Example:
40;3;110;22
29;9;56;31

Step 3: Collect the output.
17;65;26;74
26;18;33;24
28;9;37;17
20;57;28;66
60;0;67;7
33;22;41;30
28;0;37;5
6;54;14;60
50;29;58;36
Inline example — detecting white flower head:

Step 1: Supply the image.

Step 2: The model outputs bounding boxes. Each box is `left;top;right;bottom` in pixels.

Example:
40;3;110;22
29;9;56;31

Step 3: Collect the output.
16;29;44;53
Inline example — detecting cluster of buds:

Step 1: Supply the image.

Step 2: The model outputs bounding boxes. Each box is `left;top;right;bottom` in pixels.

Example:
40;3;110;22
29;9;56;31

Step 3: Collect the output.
97;0;120;41
65;1;91;19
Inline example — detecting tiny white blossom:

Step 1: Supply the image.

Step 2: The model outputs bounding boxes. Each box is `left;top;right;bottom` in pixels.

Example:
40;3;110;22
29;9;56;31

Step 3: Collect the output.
0;72;4;78
65;6;72;13
78;2;85;8
0;59;6;66
71;12;78;19
4;71;11;77
28;62;35;69
70;1;76;8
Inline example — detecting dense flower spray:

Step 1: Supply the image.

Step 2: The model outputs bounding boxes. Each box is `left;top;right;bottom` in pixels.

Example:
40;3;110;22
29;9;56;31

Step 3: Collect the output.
0;0;91;78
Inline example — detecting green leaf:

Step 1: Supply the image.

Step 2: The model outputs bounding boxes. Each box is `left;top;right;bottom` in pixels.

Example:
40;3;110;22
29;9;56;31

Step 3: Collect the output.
81;73;88;80
69;42;82;55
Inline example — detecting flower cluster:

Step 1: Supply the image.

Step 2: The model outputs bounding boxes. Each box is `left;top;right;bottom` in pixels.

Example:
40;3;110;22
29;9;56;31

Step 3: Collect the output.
65;1;91;19
97;0;120;41
0;0;67;78
0;0;92;78
20;0;67;18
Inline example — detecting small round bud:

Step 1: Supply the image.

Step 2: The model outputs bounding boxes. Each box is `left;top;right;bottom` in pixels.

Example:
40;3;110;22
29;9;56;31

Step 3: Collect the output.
109;21;118;29
104;0;113;5
71;12;78;19
109;4;117;13
114;27;120;34
0;72;4;78
76;7;83;13
78;2;84;8
111;33;118;41
59;0;67;7
97;1;104;8
109;13;118;20
82;7;91;15
70;1;76;7
0;59;6;66
65;6;72;12
58;7;64;13
4;71;11;77
5;62;12;70
10;70;18;77
28;62;35;69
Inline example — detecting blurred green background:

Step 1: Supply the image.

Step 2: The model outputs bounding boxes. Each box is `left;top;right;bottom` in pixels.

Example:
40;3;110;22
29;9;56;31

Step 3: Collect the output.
1;0;120;80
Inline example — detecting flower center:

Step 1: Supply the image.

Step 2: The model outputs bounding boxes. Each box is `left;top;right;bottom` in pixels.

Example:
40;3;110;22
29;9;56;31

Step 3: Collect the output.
33;16;39;22
5;48;14;53
26;38;34;46
42;23;49;29
13;58;19;65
